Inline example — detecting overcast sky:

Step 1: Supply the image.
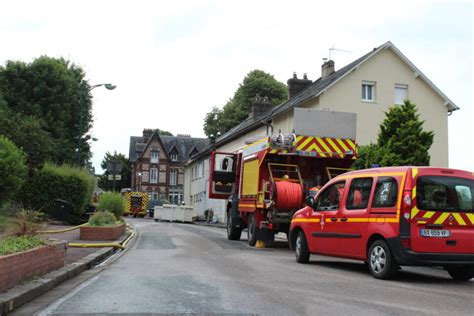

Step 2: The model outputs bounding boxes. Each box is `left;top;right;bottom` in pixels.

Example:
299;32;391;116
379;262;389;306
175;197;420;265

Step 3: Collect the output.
0;0;472;172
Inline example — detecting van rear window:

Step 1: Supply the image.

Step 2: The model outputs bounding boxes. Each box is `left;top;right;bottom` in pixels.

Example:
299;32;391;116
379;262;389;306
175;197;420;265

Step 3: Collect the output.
416;176;474;212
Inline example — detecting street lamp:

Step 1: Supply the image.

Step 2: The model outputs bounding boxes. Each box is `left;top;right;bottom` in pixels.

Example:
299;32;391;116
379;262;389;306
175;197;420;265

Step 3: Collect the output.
77;82;116;166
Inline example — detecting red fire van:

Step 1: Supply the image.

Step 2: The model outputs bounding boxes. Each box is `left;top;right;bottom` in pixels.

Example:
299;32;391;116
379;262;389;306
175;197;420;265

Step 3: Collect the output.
289;167;474;280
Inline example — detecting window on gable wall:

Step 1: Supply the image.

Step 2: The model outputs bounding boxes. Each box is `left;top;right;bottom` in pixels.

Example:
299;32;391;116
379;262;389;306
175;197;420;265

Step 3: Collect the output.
362;81;376;102
394;84;408;105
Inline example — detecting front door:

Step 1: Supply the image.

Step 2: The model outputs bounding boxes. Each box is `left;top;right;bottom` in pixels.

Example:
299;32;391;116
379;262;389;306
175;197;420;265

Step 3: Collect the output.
310;181;346;255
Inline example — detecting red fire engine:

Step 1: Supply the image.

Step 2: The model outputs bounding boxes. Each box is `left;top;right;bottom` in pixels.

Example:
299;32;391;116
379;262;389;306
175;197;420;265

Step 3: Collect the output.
209;133;357;246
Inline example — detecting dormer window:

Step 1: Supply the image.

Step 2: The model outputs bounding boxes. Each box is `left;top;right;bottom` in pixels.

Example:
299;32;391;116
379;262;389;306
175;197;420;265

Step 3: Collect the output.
150;148;159;164
189;147;198;158
170;148;178;161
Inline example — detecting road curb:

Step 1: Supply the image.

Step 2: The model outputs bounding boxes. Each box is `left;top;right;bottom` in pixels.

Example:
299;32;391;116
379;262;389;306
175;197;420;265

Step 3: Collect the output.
0;230;133;315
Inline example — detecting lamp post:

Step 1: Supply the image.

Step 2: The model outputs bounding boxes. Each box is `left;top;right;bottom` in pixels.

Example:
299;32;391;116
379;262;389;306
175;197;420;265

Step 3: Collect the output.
77;82;116;166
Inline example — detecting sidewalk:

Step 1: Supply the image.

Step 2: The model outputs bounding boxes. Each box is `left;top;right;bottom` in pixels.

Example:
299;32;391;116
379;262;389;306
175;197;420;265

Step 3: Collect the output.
0;223;133;315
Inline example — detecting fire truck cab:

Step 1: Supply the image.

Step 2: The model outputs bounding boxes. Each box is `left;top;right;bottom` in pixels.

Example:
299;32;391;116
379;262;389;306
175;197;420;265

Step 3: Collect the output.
290;166;474;280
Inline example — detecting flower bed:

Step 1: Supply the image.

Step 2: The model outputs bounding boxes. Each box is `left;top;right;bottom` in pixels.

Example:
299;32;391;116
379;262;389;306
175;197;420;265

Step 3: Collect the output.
79;223;125;241
0;241;66;292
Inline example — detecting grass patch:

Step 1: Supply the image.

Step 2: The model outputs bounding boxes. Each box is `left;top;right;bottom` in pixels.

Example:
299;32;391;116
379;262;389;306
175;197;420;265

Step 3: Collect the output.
0;235;46;256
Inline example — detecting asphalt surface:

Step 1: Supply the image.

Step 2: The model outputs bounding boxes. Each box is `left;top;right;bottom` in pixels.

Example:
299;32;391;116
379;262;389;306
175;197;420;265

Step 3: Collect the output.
14;218;474;315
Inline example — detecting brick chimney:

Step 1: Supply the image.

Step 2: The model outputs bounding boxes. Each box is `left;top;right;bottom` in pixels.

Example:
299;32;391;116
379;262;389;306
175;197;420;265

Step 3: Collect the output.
287;73;312;99
142;128;153;143
321;60;335;79
249;95;273;120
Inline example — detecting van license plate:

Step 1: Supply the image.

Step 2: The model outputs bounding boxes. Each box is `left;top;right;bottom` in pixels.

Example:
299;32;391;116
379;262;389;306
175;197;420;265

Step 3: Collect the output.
420;229;451;238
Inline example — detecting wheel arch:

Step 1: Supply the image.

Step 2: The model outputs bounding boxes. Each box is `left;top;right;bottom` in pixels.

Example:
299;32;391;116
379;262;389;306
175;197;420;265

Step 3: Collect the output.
289;226;304;250
366;233;387;260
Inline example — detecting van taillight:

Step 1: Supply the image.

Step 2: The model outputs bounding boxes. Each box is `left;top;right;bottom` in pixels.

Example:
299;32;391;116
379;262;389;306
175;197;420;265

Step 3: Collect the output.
401;237;411;249
401;191;412;222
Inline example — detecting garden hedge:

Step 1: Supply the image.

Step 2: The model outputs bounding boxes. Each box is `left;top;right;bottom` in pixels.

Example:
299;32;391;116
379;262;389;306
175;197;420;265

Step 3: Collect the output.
20;163;95;224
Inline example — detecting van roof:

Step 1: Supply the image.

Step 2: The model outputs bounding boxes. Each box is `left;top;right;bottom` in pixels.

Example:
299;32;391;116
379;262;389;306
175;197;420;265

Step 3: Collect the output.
339;166;472;178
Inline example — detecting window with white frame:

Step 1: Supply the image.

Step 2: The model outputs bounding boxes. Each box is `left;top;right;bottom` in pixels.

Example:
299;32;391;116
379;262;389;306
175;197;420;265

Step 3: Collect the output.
150;149;159;164
170;148;178;161
170;169;177;185
150;168;158;183
394;84;408;105
362;81;376;102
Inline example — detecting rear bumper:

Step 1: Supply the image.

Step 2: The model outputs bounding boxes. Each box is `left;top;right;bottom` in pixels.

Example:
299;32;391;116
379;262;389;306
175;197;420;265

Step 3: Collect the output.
387;237;474;267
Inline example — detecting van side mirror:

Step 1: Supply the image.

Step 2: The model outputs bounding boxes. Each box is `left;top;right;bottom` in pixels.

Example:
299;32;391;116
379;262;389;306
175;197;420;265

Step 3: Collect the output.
305;196;315;207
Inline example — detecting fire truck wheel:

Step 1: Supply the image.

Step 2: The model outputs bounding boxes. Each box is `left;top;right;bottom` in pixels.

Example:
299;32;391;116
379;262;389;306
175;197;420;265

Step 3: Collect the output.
247;215;256;246
295;231;309;263
446;266;473;281
368;240;398;280
226;212;242;241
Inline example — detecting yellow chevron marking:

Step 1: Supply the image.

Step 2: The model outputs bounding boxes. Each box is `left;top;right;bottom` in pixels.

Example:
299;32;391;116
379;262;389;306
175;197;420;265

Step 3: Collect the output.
412;168;418;179
270;149;277;154
411;206;420;219
434;212;450;225
326;138;344;157
308;143;327;158
297;137;313;150
412;186;417;199
452;213;467;226
423;211;435;219
336;139;350;152
467;213;474;225
344;139;355;149
316;137;332;155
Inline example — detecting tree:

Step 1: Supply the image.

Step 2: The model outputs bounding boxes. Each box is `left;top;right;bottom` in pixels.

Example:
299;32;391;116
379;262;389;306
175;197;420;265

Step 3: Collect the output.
0;135;27;205
203;70;287;137
0;56;93;167
154;129;173;136
97;152;131;192
354;100;434;168
0;102;53;168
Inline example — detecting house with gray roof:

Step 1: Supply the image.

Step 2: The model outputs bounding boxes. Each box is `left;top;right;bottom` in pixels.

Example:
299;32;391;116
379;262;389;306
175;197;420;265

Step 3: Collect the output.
184;40;458;221
129;129;208;204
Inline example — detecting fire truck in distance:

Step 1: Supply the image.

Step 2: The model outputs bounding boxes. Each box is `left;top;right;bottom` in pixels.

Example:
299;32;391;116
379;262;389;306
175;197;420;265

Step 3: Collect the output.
209;124;358;246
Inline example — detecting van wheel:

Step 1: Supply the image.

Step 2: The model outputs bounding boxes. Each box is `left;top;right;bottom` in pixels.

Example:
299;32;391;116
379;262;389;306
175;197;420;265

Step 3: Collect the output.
368;240;398;280
247;214;256;246
447;266;473;281
295;231;310;263
226;211;242;241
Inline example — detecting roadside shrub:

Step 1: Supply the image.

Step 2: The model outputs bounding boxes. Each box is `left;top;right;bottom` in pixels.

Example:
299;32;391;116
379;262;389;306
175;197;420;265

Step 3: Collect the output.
0;235;46;256
88;211;118;227
20;163;96;224
98;192;124;219
10;209;45;236
0;136;27;205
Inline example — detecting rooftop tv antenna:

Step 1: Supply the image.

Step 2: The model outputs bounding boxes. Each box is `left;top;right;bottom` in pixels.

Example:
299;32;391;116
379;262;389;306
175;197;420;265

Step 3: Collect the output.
329;45;352;60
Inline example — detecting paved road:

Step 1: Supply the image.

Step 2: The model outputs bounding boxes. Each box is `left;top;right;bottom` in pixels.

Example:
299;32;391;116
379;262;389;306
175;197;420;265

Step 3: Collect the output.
16;218;473;315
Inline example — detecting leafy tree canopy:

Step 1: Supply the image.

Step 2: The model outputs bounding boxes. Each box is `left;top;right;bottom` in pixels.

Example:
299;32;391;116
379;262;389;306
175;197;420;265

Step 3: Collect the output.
203;70;287;138
0;56;93;167
97;151;131;192
355;100;434;168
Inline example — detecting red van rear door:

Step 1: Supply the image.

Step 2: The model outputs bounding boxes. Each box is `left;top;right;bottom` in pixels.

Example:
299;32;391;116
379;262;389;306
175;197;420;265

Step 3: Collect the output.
410;169;474;254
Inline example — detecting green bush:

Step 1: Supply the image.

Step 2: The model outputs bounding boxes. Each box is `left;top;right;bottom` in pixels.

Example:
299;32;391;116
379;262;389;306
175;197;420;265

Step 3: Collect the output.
20;163;96;224
0;235;46;256
88;211;118;227
0;136;27;205
98;192;124;219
